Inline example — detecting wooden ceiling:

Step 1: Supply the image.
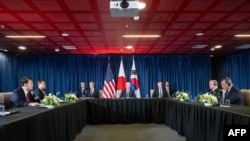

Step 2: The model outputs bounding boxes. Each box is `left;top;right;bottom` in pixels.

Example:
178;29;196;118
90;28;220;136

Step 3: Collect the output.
0;0;250;57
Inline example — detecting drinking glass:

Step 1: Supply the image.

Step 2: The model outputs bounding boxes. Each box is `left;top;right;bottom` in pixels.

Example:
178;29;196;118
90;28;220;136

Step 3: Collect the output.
220;98;224;106
224;99;230;107
0;104;5;117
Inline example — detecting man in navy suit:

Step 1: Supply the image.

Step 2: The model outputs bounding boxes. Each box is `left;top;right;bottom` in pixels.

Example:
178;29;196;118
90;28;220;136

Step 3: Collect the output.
34;80;47;102
165;81;173;97
220;77;243;105
120;82;136;98
76;81;88;98
86;81;99;98
152;81;168;98
10;77;40;108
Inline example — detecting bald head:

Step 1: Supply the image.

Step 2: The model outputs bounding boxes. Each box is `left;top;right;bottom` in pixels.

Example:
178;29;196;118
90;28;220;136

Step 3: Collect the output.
125;82;131;89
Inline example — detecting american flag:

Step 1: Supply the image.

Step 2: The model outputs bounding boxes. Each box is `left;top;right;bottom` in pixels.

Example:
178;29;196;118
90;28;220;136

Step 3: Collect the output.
103;61;116;98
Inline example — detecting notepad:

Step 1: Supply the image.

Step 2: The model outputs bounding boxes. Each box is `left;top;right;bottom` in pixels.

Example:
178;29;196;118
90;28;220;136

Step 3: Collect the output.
0;111;11;116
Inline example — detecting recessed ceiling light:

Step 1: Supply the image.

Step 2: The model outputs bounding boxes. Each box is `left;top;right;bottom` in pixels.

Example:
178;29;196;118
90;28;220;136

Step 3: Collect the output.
0;48;8;52
55;48;60;52
122;35;161;38
210;55;214;57
192;45;207;49
210;48;215;51
235;34;250;37
62;45;76;50
133;16;140;21
6;35;46;38
1;25;5;29
18;46;26;50
138;2;146;9
125;45;133;49
235;44;250;49
196;33;204;36
214;45;222;49
61;33;69;37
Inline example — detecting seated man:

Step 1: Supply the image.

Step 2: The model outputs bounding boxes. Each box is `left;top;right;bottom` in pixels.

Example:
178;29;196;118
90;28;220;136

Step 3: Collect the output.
86;81;99;98
220;77;243;105
208;79;222;100
165;81;173;97
152;81;168;98
10;77;40;108
120;82;136;98
76;81;88;98
35;80;47;102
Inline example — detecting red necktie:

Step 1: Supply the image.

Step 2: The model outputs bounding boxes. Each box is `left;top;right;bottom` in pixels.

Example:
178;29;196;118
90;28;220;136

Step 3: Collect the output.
26;93;31;103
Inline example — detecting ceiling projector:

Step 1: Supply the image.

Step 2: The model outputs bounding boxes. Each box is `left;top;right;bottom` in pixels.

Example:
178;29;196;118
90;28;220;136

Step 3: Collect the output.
110;0;138;17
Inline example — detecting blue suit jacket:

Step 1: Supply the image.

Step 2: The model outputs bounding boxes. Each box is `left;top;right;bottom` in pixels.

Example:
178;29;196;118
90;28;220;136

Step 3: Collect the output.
152;87;168;98
86;89;99;98
225;86;243;105
10;87;36;108
76;88;88;98
35;88;46;101
120;89;136;98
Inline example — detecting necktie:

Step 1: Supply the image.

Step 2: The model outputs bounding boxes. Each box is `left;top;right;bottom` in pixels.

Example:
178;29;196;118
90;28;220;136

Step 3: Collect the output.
82;88;84;95
42;90;46;96
225;90;229;97
126;90;129;97
26;93;31;103
91;89;93;96
159;89;162;98
166;87;170;97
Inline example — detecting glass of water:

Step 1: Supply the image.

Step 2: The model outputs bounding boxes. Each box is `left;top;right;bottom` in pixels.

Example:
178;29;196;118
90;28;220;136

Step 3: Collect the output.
0;104;5;117
224;99;230;107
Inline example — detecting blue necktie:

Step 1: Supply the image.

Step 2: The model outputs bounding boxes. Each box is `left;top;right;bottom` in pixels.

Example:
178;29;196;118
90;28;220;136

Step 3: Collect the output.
159;89;162;98
126;90;129;97
225;90;229;97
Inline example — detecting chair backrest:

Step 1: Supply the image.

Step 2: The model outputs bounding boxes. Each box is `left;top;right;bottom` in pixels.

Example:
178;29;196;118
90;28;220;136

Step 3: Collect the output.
240;89;250;106
99;90;103;98
0;92;12;109
150;89;154;98
116;91;121;98
0;94;4;104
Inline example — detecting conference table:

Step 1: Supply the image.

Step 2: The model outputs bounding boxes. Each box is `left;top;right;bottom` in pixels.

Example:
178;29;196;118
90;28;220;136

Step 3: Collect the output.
0;101;87;141
0;98;250;141
164;98;250;141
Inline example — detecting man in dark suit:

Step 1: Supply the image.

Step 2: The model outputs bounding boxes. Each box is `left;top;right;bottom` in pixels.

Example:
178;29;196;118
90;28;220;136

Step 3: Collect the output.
165;81;173;97
209;79;222;100
86;81;99;98
35;80;47;102
221;77;243;105
76;81;88;98
120;82;136;98
152;81;168;98
10;77;40;108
